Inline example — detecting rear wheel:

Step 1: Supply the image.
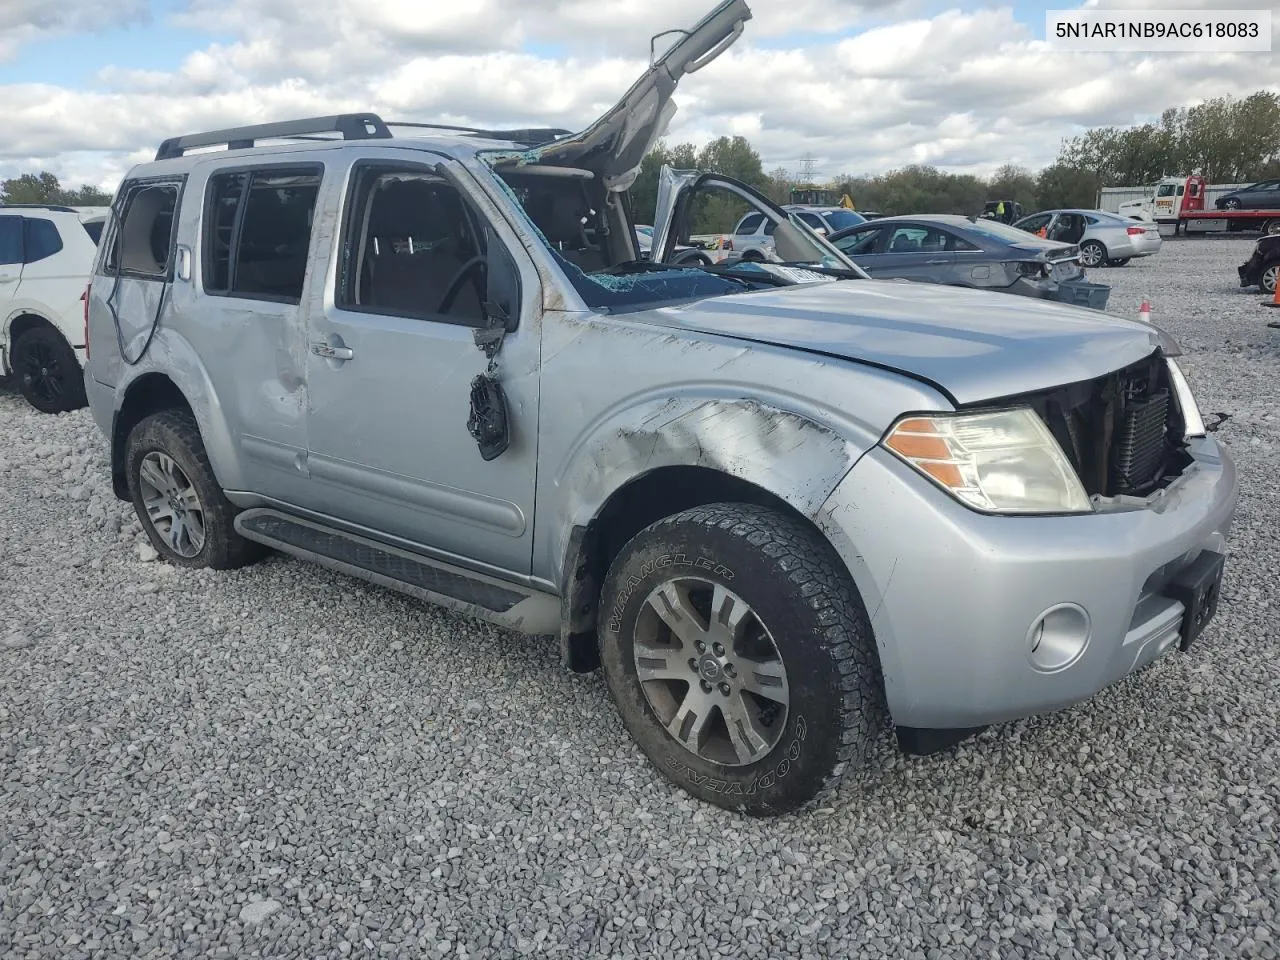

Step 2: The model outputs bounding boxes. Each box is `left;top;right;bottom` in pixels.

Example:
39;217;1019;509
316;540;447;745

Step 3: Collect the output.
598;502;882;816
1262;264;1279;296
1223;198;1241;210
1262;219;1280;237
1079;240;1107;268
125;410;263;570
12;324;86;414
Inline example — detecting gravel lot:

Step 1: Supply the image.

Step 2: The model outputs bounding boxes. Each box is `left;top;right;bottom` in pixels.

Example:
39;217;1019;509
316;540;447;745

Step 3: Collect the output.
3;236;1279;960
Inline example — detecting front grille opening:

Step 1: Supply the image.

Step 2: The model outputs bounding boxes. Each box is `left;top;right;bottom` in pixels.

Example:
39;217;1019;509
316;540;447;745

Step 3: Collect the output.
1013;352;1193;499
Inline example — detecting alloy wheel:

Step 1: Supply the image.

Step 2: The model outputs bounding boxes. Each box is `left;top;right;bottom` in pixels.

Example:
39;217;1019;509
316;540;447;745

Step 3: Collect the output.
137;451;207;558
1263;264;1279;296
632;577;789;767
18;339;66;407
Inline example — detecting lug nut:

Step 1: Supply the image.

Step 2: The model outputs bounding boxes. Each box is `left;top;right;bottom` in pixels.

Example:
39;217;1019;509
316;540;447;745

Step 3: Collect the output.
712;643;725;657
723;664;736;679
718;682;731;696
695;640;706;653
700;680;714;694
688;658;698;672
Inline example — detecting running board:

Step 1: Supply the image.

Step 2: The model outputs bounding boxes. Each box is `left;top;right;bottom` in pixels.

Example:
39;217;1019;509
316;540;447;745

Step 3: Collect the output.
233;508;560;635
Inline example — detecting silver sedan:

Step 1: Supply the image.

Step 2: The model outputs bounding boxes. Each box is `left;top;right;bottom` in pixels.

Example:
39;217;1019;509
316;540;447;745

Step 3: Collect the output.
1013;209;1162;267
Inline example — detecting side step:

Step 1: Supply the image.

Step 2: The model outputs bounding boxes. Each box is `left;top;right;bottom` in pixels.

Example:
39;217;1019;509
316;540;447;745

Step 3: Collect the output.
233;508;560;635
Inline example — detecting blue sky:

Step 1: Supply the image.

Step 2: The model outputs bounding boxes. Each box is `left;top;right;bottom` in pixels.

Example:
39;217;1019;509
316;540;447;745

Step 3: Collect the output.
0;0;1055;88
1;0;1275;189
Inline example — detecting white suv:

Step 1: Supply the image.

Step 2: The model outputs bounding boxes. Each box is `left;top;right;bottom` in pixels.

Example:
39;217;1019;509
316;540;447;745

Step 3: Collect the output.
1;204;106;412
729;204;867;261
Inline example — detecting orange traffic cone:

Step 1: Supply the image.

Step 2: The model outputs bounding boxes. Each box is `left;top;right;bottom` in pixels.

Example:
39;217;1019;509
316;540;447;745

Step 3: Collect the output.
1138;298;1152;323
1264;282;1280;308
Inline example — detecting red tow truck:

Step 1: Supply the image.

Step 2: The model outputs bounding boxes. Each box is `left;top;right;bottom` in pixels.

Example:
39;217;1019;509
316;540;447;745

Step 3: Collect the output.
1119;175;1280;236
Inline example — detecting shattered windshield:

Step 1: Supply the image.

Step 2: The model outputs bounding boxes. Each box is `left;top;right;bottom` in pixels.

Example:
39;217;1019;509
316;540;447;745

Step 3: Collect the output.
483;156;834;313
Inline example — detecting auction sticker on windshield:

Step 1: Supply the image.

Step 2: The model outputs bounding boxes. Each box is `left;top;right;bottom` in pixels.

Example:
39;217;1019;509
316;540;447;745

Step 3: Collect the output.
1046;9;1270;52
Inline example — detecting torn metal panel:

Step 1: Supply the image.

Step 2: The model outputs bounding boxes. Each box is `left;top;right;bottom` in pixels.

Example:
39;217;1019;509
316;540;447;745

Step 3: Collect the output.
533;309;953;591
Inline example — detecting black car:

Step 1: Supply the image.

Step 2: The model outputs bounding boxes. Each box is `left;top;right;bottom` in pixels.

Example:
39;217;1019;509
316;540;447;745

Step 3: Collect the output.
827;214;1108;307
1238;234;1280;295
1215;179;1280;211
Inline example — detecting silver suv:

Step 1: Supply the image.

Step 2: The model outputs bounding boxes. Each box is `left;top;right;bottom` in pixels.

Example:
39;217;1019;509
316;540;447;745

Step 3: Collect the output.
84;0;1237;816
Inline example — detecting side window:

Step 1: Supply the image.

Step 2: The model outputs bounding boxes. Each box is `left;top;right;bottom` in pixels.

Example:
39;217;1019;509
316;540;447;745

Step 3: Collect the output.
950;233;981;252
337;166;519;328
107;182;181;279
885;226;946;252
834;227;881;256
0;216;21;265
796;212;825;232
1015;213;1052;234
23;218;63;263
735;213;762;235
82;221;104;245
203;167;321;303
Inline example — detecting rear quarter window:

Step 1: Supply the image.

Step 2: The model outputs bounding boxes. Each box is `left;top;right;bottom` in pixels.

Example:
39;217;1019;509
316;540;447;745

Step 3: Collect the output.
82;221;104;245
23;218;63;263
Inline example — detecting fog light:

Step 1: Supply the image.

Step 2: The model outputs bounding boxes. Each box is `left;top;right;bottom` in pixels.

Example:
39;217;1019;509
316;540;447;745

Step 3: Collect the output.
1026;604;1091;673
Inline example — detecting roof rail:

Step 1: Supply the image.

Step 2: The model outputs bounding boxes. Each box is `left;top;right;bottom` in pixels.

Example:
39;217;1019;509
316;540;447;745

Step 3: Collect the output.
154;113;392;161
386;121;572;146
0;203;78;213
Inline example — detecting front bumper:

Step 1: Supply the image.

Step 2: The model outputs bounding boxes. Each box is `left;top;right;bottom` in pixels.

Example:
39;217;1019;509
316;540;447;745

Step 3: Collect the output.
815;437;1237;729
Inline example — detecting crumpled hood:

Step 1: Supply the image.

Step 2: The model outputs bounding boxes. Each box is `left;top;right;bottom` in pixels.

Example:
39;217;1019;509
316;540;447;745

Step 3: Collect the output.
631;279;1164;405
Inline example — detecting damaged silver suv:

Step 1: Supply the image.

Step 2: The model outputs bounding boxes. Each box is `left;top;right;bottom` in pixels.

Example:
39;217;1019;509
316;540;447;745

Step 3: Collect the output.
84;0;1236;816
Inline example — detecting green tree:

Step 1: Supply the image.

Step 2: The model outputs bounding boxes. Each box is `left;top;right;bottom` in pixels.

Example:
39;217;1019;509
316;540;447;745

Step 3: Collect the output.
1;170;113;206
1035;163;1100;210
987;164;1038;210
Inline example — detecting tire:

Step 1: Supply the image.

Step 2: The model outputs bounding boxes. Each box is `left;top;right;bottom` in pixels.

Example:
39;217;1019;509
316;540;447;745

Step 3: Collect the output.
740;250;765;262
675;252;712;267
1105;258;1131;267
124;410;263;570
598;502;881;816
1223;198;1240;210
1079;241;1107;268
1262;264;1279;296
1262;219;1280;237
11;324;87;414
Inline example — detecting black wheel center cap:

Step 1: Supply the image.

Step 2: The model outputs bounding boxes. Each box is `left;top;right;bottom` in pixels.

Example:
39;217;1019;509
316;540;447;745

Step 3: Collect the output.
698;655;722;682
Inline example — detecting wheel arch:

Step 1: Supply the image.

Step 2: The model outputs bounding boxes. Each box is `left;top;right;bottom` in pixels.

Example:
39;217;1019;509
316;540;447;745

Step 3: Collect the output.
558;465;846;673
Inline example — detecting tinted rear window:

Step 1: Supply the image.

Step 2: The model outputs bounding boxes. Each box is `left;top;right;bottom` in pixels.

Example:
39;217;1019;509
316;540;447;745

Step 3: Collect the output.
83;221;104;244
23;218;63;263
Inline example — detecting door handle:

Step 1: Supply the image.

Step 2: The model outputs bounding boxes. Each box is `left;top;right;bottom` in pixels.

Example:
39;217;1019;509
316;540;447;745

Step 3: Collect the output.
311;341;353;361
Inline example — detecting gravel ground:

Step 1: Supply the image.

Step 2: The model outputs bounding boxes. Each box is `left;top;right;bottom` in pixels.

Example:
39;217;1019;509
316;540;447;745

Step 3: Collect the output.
2;236;1279;960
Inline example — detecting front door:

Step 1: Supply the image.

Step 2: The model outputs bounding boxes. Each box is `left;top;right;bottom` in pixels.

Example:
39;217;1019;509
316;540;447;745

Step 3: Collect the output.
303;155;541;575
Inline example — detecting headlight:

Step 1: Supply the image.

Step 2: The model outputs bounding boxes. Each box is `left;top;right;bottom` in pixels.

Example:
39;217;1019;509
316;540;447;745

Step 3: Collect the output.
1166;359;1206;438
883;408;1092;514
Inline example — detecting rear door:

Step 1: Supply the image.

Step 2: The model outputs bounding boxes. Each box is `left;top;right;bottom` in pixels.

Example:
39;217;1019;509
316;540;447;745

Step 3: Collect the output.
868;224;955;281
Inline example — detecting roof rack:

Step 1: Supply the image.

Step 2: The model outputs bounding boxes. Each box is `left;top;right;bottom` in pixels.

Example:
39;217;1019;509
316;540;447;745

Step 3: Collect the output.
385;121;572;146
0;203;78;213
154;113;392;161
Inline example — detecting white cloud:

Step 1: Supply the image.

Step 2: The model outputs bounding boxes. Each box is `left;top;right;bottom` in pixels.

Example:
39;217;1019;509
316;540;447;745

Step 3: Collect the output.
1;0;1279;191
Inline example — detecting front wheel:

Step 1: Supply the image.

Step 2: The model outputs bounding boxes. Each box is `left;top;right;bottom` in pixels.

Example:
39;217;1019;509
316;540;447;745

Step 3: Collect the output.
12;324;87;414
1079;241;1107;268
1223;198;1241;210
598;503;882;816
